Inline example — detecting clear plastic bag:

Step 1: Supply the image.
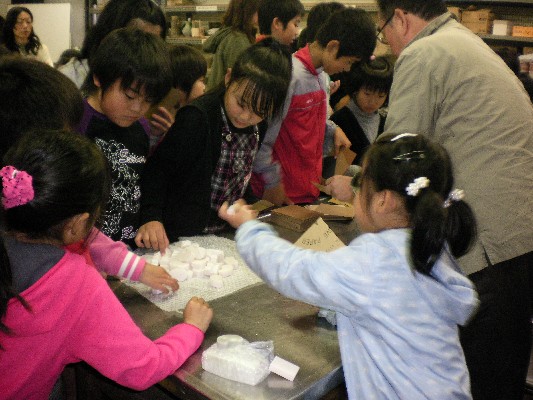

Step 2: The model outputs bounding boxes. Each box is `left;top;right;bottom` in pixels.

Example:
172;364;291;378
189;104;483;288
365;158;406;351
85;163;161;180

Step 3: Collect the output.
201;335;274;386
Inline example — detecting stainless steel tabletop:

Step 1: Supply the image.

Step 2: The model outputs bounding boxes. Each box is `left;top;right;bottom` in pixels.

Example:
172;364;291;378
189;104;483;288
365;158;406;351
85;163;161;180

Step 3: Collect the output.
109;217;359;400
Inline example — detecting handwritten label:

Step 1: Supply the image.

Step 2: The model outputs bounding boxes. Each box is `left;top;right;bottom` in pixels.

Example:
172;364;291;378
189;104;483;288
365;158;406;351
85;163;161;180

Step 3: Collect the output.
196;5;218;11
295;218;345;252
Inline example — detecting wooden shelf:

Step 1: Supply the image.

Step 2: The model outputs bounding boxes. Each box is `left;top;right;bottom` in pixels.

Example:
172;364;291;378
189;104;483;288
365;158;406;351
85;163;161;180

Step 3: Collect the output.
163;4;227;13
446;0;533;5
477;33;533;46
166;36;207;45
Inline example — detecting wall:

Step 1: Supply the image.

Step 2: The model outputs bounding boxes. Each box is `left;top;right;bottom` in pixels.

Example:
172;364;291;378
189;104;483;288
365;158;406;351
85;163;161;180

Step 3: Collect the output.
0;0;85;51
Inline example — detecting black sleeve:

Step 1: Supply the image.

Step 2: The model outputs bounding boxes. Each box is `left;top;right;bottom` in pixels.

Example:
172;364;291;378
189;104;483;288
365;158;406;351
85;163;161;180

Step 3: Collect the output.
140;106;210;224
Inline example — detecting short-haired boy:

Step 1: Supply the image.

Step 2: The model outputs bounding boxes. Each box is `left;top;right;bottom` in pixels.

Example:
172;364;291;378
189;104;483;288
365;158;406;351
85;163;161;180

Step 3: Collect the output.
257;0;305;46
251;8;376;204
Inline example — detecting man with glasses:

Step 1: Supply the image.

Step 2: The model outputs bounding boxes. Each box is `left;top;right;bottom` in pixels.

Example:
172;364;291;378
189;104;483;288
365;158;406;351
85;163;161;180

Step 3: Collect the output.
374;1;533;399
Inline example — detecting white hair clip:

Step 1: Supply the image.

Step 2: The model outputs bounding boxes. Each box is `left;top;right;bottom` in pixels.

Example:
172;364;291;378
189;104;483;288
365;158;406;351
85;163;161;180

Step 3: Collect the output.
443;189;465;208
406;177;430;196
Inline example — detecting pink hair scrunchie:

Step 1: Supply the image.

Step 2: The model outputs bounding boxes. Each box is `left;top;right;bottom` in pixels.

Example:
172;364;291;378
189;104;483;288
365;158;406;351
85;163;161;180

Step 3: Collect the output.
1;165;35;209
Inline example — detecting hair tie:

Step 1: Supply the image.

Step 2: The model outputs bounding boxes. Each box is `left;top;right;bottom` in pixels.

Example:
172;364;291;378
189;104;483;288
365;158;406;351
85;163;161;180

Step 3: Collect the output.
443;189;464;208
1;166;34;209
406;177;430;197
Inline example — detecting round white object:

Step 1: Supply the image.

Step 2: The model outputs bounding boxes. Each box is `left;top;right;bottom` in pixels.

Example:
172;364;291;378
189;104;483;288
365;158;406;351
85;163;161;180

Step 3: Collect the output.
217;334;246;349
209;274;224;289
191;258;208;269
195;247;207;260
219;264;234;278
169;259;190;270
170;268;189;282
223;256;238;266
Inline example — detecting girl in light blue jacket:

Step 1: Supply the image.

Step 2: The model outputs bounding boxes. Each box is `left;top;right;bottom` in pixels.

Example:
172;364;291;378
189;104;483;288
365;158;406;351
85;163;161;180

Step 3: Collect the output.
219;132;479;399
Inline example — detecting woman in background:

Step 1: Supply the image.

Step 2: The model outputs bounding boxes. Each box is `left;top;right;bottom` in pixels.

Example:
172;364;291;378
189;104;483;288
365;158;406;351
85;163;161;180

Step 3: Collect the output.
203;0;260;91
1;7;52;66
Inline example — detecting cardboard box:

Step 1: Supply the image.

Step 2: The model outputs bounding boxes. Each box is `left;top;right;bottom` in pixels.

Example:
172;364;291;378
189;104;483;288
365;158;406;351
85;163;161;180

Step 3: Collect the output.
492;20;513;36
461;9;494;34
512;26;533;38
270;205;320;232
447;6;462;21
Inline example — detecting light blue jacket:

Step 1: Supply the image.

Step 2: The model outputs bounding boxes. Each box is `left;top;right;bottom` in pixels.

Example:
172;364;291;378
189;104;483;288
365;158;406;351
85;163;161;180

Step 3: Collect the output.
236;220;479;399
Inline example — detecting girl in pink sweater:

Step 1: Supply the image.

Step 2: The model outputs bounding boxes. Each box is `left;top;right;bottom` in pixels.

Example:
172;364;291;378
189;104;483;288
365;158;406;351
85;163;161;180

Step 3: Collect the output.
0;130;213;400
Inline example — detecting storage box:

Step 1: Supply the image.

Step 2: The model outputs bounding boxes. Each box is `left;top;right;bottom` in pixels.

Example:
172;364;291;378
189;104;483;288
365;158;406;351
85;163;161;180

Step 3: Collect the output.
492;20;513;36
270;205;320;232
512;26;533;38
447;6;462;21
461;9;494;34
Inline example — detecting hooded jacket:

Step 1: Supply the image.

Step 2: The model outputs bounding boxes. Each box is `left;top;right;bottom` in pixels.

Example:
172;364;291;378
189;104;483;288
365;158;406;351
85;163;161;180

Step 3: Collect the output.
236;221;479;399
203;27;253;91
0;238;204;400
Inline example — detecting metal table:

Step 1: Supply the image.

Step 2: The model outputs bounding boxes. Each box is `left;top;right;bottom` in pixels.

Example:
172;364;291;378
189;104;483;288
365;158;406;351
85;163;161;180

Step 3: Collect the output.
78;217;359;400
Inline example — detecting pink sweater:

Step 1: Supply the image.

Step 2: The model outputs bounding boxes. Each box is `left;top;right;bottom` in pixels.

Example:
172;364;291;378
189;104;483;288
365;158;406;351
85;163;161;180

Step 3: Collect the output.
0;251;204;400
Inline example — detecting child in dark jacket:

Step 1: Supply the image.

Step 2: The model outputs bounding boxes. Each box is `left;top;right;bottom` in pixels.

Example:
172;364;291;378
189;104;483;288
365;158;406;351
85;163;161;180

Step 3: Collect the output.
136;39;292;251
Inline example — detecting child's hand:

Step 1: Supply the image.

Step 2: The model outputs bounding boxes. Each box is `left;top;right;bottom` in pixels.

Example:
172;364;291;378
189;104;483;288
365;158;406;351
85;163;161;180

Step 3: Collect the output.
333;126;352;157
139;263;179;293
183;296;213;333
262;183;294;206
325;175;355;202
218;200;258;229
330;79;341;95
150;106;175;137
135;221;170;253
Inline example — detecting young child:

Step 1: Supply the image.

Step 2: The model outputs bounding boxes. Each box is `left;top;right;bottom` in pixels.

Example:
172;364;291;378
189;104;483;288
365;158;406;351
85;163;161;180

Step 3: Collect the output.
0;130;213;399
136;39;292;251
250;8;376;205
296;2;345;49
220;133;479;399
203;0;260;91
0;57;177;294
330;55;394;166
256;0;305;47
58;0;167;89
78;27;173;248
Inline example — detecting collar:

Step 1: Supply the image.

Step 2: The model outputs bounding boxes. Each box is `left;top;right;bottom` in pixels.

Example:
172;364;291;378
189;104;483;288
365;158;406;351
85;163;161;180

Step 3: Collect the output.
405;12;455;51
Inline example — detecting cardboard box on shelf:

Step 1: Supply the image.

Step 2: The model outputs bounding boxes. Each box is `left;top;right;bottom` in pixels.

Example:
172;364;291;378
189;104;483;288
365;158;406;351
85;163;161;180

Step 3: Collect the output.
461;9;494;34
512;26;533;38
492;20;513;36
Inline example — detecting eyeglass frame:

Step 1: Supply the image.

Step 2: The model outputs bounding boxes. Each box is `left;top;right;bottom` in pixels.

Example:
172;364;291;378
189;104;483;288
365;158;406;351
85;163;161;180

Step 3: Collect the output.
376;14;394;45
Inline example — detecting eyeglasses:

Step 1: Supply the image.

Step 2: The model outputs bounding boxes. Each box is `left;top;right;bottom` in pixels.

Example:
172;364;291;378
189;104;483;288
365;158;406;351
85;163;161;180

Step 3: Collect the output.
376;14;394;45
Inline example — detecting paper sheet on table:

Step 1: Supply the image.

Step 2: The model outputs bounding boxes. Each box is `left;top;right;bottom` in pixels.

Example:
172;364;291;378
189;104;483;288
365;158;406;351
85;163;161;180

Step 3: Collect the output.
294;218;345;252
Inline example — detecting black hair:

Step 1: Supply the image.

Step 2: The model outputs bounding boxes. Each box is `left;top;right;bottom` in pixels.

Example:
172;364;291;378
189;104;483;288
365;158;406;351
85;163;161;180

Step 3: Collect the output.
361;133;477;275
223;37;292;120
0;57;84;161
81;0;166;61
169;44;207;96
1;7;42;56
298;2;345;48
83;27;172;105
346;55;394;95
222;0;261;43
0;130;110;335
258;0;305;35
315;8;376;61
377;0;447;21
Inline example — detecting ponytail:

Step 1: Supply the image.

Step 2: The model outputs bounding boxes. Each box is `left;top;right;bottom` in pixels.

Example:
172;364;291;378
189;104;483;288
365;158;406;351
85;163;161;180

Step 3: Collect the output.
364;133;477;276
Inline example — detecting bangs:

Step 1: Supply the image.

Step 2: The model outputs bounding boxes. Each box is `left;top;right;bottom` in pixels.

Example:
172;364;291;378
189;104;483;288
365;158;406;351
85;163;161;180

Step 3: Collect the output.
120;70;170;104
236;78;275;120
